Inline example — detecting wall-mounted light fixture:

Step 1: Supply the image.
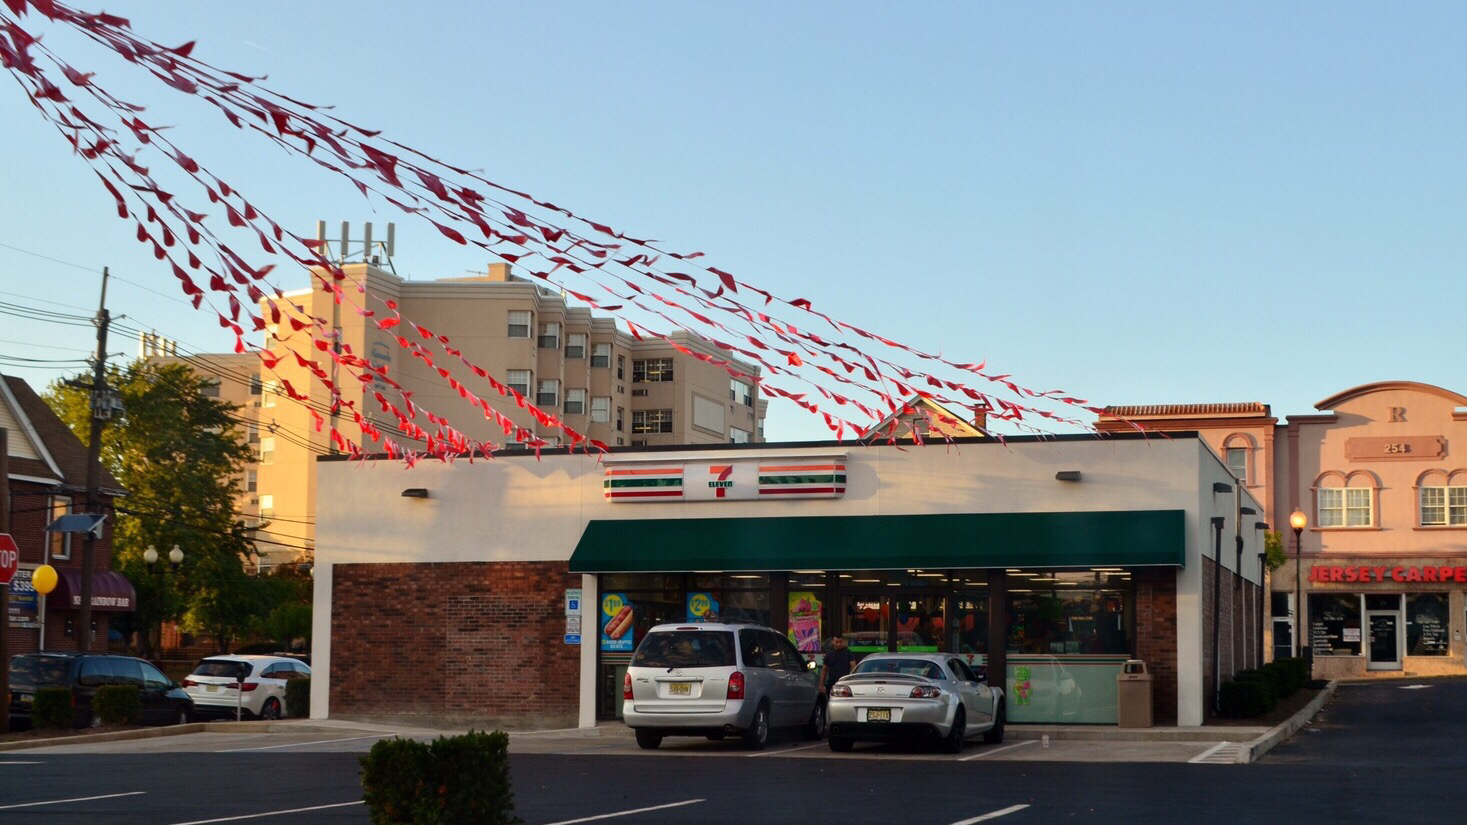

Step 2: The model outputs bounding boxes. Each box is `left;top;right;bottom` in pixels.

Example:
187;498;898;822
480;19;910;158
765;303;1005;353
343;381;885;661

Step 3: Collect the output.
401;488;430;499
1212;482;1233;494
1054;471;1082;482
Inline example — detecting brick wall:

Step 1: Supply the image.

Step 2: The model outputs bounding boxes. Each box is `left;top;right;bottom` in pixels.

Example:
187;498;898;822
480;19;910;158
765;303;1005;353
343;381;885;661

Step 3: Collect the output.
331;561;581;729
1134;568;1178;725
1200;557;1265;719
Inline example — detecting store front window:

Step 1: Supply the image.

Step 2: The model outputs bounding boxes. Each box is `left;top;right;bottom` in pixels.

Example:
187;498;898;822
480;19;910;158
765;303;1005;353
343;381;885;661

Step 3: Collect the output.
1308;593;1363;657
1005;570;1132;655
1406;593;1450;656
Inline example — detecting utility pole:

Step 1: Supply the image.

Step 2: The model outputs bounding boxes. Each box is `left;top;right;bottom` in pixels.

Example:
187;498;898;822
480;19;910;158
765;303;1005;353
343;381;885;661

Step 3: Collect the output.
77;267;112;653
1;426;11;674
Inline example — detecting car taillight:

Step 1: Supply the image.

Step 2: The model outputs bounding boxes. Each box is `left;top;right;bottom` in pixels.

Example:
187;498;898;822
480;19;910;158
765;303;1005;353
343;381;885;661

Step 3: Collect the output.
831;684;852;698
182;678;198;687
623;672;633;700
727;671;745;700
910;686;941;698
240;682;259;692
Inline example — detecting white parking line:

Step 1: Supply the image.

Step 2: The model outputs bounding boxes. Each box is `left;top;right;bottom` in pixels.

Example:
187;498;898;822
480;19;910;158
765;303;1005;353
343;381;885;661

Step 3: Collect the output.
165;800;363;824
0;791;145;810
0;761;43;765
215;734;396;752
1187;741;1234;764
541;798;705;825
959;740;1037;761
746;742;829;757
947;804;1031;824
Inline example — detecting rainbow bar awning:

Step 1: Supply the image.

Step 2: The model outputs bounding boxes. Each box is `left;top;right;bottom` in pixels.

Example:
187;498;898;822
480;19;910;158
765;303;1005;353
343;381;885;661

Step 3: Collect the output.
569;510;1185;573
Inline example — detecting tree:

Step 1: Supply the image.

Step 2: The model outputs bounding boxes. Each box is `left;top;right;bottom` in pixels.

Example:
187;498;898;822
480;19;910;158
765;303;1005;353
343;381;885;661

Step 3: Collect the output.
1264;530;1287;571
47;360;257;657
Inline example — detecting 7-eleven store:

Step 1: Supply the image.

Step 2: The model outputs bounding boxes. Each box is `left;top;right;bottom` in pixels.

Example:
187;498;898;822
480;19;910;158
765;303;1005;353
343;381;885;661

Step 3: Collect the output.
310;432;1264;729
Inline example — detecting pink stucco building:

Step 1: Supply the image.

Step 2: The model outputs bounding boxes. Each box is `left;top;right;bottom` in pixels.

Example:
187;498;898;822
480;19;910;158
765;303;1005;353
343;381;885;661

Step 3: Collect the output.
1100;381;1467;680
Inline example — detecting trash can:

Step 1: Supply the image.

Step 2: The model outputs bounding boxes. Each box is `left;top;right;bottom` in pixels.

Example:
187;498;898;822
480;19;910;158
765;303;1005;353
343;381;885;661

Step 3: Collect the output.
1116;659;1153;728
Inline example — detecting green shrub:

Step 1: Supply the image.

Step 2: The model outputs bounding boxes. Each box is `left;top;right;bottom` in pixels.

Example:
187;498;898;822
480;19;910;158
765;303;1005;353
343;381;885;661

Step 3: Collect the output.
1231;669;1277;710
1262;661;1299;699
32;687;73;729
361;730;518;825
1219;678;1275;718
1276;657;1310;692
93;685;141;725
285;677;310;719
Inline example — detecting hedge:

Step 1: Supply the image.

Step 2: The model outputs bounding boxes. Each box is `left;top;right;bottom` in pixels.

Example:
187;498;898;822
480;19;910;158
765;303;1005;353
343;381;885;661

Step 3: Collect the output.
1219;678;1275;718
93;685;142;725
286;677;310;718
32;687;73;729
361;730;518;825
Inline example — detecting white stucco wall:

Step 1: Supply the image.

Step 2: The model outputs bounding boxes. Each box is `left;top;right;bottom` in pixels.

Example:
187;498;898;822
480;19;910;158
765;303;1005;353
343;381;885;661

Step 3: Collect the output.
310;435;1264;725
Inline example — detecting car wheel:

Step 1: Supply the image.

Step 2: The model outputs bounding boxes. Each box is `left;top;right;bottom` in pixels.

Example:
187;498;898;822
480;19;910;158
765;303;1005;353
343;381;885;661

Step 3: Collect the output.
940;707;967;754
261;697;283;721
982;702;1006;745
634;728;663;750
804;700;827;741
828;736;853;753
175;707;190;726
89;711;103;729
742;703;770;750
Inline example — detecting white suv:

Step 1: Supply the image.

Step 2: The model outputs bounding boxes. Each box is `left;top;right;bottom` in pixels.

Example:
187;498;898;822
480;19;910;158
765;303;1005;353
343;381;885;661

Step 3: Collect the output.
182;655;309;720
623;622;824;750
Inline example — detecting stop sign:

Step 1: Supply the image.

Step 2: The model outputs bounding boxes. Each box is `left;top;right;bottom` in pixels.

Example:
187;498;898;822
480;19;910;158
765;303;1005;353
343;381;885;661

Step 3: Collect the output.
0;533;18;586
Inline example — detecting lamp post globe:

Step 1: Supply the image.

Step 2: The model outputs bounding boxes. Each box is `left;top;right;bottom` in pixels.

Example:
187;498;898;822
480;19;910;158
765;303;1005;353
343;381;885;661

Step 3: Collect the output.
1288;509;1307;659
143;544;158;565
169;544;184;565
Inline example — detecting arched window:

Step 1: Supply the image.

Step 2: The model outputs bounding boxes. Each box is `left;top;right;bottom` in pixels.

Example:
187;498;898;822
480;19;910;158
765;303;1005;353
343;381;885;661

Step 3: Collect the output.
1222;433;1257;484
1315;471;1378;528
1416;469;1467;527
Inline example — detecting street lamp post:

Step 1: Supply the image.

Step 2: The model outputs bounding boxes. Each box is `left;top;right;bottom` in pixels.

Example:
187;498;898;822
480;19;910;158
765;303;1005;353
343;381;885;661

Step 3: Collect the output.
1289;509;1308;661
143;544;184;656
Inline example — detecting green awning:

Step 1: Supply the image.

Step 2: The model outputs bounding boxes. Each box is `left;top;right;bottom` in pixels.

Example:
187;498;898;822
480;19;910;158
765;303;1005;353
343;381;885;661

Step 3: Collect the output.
569;510;1185;573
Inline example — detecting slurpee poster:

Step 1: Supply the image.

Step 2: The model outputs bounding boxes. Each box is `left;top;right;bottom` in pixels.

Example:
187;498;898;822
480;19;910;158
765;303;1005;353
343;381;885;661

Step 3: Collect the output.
600;592;635;652
788;592;823;652
687;592;720;622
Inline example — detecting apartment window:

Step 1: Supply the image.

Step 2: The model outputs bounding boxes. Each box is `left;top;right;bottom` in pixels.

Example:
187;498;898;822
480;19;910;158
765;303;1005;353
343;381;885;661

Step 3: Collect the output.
633;358;674;383
616;355;625;379
632;409;674;434
730;426;751;444
244;470;257;493
566;333;586;359
507;310;532;338
631;439;647;447
616;437;625;446
259;436;275;464
506;370;531;397
1420;486;1467;526
259;494;275;519
48;496;72;561
537;380;559;407
1226;448;1247;483
201;380;221;398
248;374;262;395
261;379;278;408
730;379;752;406
538;322;561;349
616;406;625;432
565;388;587;415
591;342;611;368
1318;486;1372;527
590;396;611;423
246;422;260;444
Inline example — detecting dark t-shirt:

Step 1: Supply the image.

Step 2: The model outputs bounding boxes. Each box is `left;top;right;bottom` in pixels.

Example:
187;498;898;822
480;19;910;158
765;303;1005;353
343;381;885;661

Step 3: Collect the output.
823;647;854;686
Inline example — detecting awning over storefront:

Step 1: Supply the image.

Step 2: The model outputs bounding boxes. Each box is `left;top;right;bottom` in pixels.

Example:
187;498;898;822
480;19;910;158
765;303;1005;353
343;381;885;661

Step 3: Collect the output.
569;510;1186;573
50;569;136;611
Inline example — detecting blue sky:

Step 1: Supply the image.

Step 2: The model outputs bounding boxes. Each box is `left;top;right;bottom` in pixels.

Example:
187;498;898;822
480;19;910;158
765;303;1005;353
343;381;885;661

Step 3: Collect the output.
2;2;1464;440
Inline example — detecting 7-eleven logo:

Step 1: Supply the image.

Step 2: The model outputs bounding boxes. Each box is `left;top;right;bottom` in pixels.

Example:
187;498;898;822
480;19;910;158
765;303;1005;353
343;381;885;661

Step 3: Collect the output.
708;464;734;497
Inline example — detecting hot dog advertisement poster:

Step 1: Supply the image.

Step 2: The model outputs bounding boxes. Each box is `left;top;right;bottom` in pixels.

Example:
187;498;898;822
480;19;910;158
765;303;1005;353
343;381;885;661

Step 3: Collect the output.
600;592;636;652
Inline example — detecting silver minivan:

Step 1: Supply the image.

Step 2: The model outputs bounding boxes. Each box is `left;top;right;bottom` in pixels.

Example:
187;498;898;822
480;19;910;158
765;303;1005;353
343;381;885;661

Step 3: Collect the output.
623;622;824;749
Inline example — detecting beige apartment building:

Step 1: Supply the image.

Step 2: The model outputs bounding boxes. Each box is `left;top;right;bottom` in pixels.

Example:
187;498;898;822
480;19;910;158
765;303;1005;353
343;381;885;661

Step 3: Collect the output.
152;262;767;570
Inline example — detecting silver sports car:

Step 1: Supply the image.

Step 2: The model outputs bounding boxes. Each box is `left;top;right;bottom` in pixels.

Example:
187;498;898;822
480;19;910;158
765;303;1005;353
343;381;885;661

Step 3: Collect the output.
826;653;1005;753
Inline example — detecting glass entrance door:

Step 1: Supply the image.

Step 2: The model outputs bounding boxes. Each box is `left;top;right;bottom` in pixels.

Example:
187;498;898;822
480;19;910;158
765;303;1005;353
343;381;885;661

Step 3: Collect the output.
1367;613;1402;670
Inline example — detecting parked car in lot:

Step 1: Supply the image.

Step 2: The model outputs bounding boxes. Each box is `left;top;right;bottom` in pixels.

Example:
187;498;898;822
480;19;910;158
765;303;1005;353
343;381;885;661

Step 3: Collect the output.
623;622;824;750
181;655;311;720
7;652;194;731
826;653;1005;753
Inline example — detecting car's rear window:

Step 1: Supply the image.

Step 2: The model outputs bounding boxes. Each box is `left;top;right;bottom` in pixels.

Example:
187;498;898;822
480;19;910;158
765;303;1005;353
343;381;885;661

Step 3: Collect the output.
632;631;736;668
191;660;251;679
9;655;70;688
854;659;946;679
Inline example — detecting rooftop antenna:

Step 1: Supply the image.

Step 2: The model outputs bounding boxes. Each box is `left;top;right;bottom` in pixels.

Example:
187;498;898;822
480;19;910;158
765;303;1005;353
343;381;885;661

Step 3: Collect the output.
315;220;398;275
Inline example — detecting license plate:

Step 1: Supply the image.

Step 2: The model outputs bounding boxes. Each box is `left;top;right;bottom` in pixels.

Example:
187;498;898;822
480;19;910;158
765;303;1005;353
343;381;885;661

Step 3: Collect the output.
17;693;32;704
668;682;692;696
206;685;219;693
866;708;892;723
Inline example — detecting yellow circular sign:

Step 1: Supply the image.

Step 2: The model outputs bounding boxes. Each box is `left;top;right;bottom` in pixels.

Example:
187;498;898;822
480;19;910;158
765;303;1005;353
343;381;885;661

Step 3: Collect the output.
689;593;711;617
32;564;58;596
602;593;625;617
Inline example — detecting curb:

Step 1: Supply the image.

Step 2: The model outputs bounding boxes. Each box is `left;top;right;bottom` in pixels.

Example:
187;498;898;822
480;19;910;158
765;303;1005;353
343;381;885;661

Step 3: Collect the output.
1242;680;1337;763
0;722;211;752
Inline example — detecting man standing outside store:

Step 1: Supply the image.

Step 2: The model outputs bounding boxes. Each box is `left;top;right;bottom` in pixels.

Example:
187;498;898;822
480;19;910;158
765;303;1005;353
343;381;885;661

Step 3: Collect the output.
819;634;855;694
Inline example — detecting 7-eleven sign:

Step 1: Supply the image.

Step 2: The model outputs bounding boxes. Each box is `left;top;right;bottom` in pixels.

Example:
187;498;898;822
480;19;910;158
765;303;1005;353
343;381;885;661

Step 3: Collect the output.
685;463;759;501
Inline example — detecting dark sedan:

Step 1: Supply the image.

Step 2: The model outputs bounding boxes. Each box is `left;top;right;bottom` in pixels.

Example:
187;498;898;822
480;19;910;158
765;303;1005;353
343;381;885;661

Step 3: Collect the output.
8;652;194;730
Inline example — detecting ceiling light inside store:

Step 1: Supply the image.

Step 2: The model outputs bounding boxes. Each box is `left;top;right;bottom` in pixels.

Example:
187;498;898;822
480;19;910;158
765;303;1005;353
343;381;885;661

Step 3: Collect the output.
731;574;763;579
853;578;880;583
793;570;825;574
1010;588;1033;593
1091;568;1124;572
